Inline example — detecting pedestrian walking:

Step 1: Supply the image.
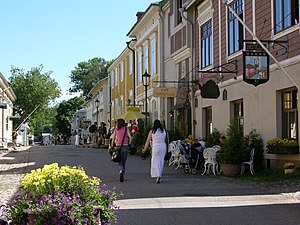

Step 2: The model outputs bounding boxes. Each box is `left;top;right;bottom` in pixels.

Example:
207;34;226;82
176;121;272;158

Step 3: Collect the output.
110;118;133;182
143;119;169;184
12;129;17;150
75;128;80;148
89;122;98;147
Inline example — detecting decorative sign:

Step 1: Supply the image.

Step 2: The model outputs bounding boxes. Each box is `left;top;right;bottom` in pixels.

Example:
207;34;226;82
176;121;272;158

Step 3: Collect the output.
127;106;141;112
200;80;220;99
153;87;177;97
243;43;269;86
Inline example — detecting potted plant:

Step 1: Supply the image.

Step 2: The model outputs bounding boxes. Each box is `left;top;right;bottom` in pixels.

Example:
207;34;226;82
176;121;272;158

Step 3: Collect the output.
3;163;120;224
266;138;299;154
283;162;296;174
217;121;246;176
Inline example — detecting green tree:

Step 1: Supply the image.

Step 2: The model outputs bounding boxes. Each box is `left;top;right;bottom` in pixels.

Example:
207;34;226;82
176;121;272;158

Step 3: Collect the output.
29;107;58;142
55;97;85;136
9;65;61;130
69;57;113;98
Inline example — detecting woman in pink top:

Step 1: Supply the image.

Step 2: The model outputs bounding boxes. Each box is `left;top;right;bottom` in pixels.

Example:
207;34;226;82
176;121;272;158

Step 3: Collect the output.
111;118;133;182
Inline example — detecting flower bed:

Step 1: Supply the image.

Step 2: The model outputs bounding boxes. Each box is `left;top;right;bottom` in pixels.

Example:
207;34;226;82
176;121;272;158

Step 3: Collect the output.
3;163;120;224
266;138;299;154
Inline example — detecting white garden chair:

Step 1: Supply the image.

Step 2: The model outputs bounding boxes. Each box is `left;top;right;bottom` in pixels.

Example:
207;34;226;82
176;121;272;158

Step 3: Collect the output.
240;148;255;175
201;147;218;175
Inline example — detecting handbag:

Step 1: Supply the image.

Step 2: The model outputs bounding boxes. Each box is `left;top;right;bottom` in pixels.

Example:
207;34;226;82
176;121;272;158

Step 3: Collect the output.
111;128;127;163
164;129;171;161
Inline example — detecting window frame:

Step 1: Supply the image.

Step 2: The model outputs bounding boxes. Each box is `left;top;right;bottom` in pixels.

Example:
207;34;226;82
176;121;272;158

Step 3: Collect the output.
228;0;244;55
282;89;298;139
274;0;299;34
151;38;157;75
201;19;213;69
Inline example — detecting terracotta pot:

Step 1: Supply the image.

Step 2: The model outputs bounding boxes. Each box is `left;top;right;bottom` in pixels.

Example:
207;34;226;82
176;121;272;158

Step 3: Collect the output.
221;164;241;177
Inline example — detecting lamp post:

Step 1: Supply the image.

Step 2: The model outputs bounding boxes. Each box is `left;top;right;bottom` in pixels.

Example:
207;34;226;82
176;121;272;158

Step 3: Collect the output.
95;99;100;126
142;70;150;128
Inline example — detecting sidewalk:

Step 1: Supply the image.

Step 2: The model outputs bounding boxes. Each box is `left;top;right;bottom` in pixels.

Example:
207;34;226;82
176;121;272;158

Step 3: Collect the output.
0;146;31;206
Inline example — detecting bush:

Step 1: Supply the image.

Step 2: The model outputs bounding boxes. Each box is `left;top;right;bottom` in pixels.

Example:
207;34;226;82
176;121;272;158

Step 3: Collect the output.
244;129;264;170
205;128;221;147
167;128;182;142
217;121;246;165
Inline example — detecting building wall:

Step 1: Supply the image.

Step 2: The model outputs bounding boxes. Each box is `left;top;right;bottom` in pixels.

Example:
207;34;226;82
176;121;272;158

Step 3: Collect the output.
193;0;300;167
0;73;17;148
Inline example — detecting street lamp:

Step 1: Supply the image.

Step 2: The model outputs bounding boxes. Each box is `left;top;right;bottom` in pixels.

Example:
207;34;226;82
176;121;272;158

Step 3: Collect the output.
142;70;150;127
95;99;100;126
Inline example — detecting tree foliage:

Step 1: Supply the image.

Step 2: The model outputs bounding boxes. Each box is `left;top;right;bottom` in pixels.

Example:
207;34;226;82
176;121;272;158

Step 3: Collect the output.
69;57;113;98
55;96;85;136
29;107;58;141
9;65;61;129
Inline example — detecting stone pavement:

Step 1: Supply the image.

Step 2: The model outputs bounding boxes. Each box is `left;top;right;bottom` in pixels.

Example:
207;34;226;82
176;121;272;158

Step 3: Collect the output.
0;146;31;206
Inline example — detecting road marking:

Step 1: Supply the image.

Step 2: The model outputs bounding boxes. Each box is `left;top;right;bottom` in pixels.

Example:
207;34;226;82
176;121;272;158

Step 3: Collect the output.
116;194;300;210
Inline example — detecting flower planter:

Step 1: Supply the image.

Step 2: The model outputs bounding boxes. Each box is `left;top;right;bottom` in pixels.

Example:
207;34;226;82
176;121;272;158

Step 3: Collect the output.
267;146;299;154
221;164;241;177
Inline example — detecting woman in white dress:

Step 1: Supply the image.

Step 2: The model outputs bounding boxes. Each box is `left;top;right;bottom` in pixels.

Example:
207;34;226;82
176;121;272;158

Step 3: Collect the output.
75;128;80;147
143;119;169;183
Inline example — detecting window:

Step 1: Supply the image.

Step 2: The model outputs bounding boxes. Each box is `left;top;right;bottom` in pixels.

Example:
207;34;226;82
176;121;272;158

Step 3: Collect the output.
274;0;299;33
195;98;198;108
233;100;244;132
110;72;114;87
205;107;212;139
152;100;157;123
138;50;142;84
120;96;124;114
201;19;213;68
121;62;124;81
115;68;118;86
144;45;149;74
129;53;133;74
115;99;119;115
282;89;298;139
176;0;183;25
151;38;157;75
228;0;244;55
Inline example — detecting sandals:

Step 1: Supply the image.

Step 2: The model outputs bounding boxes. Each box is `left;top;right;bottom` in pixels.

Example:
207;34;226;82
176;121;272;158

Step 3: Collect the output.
156;177;161;184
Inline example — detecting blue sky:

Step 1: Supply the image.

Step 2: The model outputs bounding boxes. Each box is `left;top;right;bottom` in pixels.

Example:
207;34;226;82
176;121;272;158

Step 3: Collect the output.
0;0;156;102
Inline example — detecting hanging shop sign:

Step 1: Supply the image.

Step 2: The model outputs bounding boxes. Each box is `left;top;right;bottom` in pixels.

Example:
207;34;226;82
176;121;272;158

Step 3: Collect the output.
153;87;177;97
243;43;269;87
200;80;220;99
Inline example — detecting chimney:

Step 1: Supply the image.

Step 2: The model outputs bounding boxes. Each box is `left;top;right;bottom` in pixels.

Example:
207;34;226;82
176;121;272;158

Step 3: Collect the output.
136;11;145;21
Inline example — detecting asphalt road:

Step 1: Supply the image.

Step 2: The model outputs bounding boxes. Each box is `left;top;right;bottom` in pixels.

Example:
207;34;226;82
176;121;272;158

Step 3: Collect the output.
24;145;300;225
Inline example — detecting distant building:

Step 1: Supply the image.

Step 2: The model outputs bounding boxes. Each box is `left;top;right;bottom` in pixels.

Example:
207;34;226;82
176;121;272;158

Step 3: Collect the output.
0;72;17;149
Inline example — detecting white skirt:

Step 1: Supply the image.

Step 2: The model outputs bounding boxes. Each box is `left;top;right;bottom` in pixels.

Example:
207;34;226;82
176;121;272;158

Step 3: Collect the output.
151;143;166;178
75;134;80;146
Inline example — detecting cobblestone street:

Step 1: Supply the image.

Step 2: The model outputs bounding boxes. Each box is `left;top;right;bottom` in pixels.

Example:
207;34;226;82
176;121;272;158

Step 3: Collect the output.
0;147;31;206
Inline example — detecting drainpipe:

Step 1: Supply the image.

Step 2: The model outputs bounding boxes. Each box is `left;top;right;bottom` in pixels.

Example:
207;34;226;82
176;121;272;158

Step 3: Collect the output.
126;39;137;107
159;5;166;125
179;7;195;139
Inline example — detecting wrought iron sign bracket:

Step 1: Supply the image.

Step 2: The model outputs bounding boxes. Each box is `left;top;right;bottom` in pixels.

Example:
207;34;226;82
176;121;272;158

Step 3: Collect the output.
198;60;238;76
242;38;289;57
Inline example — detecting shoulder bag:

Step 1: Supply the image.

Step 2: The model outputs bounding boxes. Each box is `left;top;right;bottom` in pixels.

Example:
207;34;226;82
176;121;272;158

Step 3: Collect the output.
164;129;171;161
111;128;127;163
